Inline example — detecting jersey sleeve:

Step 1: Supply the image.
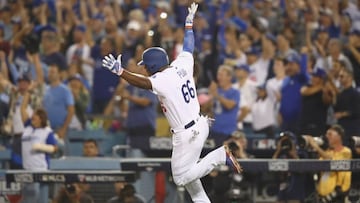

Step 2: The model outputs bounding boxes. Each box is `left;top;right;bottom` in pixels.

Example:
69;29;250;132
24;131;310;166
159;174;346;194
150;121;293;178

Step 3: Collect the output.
149;72;167;96
143;89;158;105
46;132;57;146
171;51;194;74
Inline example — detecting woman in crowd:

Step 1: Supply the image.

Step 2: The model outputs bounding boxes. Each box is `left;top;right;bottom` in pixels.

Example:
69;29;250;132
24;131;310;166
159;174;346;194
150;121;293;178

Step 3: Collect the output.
20;91;57;203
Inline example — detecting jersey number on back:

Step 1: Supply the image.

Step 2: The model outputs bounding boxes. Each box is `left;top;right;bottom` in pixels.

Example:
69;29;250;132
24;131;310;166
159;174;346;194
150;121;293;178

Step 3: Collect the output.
181;80;195;103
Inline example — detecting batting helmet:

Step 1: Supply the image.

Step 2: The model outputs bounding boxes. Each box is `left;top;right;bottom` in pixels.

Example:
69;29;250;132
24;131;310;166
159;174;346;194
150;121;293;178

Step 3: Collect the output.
137;47;169;74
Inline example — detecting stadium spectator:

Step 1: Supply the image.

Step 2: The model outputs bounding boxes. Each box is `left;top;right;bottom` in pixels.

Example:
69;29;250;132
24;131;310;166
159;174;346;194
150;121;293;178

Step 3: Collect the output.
83;139;102;157
0;6;12;41
328;59;346;89
276;33;297;59
20;91;57;203
232;64;257;132
299;68;336;136
272;131;312;203
107;182;145;203
3;53;45;169
279;49;309;134
81;139;109;203
0;73;10;135
345;27;360;87
304;124;352;203
207;131;253;203
333;67;360;145
89;13;106;45
43;63;74;139
251;85;277;138
91;37;120;114
103;81;127;132
65;24;93;87
223;130;251;159
67;74;90;130
40;25;68;79
196;21;220;88
53;183;94;203
208;65;240;147
266;56;286;128
222;26;246;68
119;58;158;156
8;74;32;169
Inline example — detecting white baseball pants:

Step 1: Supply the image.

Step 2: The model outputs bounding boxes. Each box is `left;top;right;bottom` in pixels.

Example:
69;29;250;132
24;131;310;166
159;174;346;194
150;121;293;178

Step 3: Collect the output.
171;116;226;203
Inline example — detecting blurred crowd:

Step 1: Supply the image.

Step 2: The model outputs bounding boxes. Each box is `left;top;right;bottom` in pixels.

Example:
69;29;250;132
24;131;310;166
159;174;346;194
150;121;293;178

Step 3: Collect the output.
1;0;360;202
0;0;360;142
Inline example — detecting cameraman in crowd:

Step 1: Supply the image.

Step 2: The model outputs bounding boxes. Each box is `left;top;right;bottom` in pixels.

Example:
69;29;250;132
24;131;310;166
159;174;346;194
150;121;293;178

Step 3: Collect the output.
53;183;94;203
272;131;313;203
107;182;145;203
304;124;352;203
206;130;252;203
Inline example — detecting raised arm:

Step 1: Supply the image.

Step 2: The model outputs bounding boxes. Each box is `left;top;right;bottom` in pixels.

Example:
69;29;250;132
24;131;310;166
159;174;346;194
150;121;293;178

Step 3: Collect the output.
102;4;199;91
20;91;31;123
183;3;198;54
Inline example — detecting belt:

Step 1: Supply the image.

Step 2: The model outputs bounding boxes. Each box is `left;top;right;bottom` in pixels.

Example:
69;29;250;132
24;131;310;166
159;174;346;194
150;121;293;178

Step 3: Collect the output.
184;120;195;129
184;113;202;129
171;113;201;133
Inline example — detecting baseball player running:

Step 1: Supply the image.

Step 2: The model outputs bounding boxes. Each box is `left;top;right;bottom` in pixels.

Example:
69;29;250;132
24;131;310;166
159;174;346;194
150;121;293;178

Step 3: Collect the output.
102;3;242;202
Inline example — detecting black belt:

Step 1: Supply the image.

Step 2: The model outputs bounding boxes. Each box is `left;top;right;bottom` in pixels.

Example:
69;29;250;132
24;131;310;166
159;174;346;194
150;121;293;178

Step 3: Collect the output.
184;113;201;129
184;120;195;129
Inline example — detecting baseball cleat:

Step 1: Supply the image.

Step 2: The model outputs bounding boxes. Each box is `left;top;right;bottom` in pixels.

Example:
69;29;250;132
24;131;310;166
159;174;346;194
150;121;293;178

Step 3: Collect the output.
224;145;243;173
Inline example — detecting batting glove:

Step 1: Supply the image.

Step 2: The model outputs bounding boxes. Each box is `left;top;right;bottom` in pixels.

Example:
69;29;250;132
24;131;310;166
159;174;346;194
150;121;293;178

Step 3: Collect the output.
102;54;124;76
185;2;198;29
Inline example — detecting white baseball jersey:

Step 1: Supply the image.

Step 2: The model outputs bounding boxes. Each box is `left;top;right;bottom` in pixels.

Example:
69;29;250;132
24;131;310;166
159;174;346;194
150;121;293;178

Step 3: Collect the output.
21;120;56;170
149;51;200;129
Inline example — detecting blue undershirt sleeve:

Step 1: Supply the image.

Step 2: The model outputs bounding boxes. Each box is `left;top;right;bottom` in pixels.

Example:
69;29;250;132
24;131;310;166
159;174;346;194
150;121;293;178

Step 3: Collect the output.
183;29;195;54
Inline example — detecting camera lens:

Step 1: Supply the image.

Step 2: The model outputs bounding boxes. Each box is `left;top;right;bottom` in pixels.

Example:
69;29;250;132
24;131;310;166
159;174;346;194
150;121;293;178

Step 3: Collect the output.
350;136;360;148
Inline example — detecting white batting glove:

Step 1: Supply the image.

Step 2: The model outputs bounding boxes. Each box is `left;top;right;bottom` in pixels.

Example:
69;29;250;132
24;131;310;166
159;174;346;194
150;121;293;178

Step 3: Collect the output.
102;54;124;76
185;2;198;28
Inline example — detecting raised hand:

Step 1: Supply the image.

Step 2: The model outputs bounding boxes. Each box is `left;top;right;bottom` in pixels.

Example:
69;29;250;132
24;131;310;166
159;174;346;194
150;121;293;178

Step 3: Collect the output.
185;2;198;28
102;54;124;76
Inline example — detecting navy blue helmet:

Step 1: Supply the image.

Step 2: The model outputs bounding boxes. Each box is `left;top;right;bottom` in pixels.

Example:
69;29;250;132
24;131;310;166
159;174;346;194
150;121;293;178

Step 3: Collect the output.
137;47;169;75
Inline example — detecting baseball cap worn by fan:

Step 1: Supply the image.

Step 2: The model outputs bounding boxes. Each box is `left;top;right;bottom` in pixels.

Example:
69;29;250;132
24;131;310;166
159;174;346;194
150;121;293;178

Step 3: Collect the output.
17;74;31;83
74;25;86;33
236;64;250;73
245;47;260;56
311;68;326;79
286;53;301;64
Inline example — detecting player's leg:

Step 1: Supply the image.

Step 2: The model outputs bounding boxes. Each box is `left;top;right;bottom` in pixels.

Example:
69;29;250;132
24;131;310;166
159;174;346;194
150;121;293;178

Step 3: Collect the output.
171;116;211;185
174;146;226;185
184;179;211;203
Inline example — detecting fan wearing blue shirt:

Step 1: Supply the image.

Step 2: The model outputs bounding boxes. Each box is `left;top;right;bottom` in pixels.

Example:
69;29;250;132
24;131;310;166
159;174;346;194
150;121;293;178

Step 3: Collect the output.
43;64;75;138
119;59;158;155
208;65;240;146
279;52;309;134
